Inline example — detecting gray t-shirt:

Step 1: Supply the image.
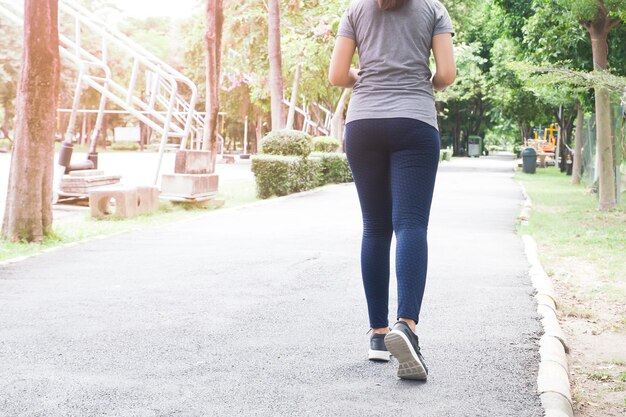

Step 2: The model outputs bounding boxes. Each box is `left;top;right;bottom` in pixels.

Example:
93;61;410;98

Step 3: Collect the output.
337;0;454;130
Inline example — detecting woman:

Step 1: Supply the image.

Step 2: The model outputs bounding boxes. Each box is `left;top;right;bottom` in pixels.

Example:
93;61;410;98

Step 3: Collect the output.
329;0;456;381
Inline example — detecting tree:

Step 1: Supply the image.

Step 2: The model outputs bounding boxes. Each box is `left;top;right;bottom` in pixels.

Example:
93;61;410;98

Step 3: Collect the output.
204;0;224;172
556;0;625;210
0;23;22;143
2;0;60;243
268;0;285;130
572;100;585;183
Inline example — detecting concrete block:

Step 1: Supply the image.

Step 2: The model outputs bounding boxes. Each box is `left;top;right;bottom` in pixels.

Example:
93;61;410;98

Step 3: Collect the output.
536;293;557;313
89;186;138;219
539;335;569;371
220;155;236;164
540;392;574;417
69;169;105;177
60;174;121;194
538;361;572;401
537;303;558;321
175;150;212;174
136;185;160;214
540;313;569;353
161;174;219;198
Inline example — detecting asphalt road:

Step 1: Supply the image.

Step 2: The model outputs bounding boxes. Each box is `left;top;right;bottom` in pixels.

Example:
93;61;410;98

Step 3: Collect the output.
0;156;543;417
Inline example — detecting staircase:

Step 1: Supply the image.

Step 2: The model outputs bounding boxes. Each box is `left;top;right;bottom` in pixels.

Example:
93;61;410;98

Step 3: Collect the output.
0;0;210;185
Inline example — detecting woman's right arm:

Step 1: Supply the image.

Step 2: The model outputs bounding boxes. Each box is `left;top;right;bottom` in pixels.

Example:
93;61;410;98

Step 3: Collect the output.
431;33;456;91
329;36;359;89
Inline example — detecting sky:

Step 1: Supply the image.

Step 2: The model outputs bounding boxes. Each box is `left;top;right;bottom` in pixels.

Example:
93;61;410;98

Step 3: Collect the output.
115;0;200;19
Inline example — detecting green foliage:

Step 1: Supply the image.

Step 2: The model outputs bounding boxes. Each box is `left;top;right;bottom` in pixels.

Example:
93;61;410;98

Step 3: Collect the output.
556;0;626;21
251;155;320;199
110;141;140;151
121;16;174;60
311;152;353;184
252;150;353;199
260;129;312;157
312;136;341;153
440;149;453;161
0;22;21;137
522;0;592;69
0;138;12;150
493;0;535;39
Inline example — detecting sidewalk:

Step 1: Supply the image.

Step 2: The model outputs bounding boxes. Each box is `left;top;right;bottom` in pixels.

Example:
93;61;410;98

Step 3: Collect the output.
0;156;543;417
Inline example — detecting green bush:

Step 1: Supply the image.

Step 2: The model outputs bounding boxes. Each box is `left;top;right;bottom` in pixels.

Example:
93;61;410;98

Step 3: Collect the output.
260;129;312;157
0;138;12;151
440;149;452;162
312;136;341;153
311;152;353;185
251;155;320;199
111;141;140;151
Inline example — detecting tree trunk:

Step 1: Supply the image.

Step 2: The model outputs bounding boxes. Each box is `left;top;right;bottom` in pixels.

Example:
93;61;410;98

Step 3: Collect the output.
330;88;350;149
2;0;60;243
268;0;285;131
80;113;87;146
585;13;616;210
1;97;11;140
454;105;461;155
572;101;584;184
241;85;250;153
204;0;224;172
285;63;301;130
255;110;263;153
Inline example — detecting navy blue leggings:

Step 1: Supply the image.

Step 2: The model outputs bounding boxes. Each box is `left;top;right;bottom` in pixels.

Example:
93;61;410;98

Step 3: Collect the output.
345;118;440;329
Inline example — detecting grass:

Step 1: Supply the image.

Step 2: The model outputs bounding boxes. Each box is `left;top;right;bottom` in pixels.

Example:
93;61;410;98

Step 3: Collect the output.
0;178;259;263
516;167;626;302
587;371;614;382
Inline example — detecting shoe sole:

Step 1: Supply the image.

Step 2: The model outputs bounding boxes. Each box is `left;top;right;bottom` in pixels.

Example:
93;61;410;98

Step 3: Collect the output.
384;331;427;380
368;349;391;362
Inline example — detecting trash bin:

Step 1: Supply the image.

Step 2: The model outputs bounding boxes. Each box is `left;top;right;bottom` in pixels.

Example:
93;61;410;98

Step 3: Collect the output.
566;151;573;175
468;135;482;158
522;147;537;174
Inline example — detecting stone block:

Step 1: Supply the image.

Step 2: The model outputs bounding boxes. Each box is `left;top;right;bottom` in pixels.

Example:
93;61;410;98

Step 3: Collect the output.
538;361;572;400
175;150;212;174
541;314;569;352
161;174;219;198
60;174;121;194
540;392;574;417
536;293;557;313
220;155;236;164
69;170;105;177
89;186;138;219
136;185;160;214
539;335;569;371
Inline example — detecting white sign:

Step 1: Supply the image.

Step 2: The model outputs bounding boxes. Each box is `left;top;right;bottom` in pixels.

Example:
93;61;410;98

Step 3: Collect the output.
114;126;140;142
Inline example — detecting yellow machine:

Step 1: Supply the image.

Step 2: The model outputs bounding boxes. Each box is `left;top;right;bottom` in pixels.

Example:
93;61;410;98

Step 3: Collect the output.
525;123;558;154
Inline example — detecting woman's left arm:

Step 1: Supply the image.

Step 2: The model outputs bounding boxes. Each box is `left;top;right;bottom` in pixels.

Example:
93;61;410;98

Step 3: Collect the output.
329;36;359;88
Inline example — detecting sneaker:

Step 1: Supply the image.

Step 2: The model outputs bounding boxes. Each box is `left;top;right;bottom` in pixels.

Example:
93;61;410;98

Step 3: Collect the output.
384;321;428;380
368;333;391;362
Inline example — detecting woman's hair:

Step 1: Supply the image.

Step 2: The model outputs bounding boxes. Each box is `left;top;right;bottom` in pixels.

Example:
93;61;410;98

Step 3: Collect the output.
378;0;408;11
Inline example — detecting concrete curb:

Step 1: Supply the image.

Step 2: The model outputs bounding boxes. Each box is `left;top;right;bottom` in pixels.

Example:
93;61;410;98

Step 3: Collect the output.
518;170;573;416
523;234;573;417
518;182;533;226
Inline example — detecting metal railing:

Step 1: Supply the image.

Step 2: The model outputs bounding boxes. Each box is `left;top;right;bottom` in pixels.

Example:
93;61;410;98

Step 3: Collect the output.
282;98;331;136
0;0;209;184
